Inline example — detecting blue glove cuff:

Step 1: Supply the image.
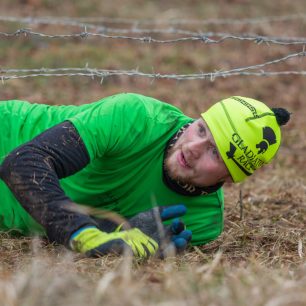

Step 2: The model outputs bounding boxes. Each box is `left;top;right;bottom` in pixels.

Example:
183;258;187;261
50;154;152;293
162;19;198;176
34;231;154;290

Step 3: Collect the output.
70;225;97;241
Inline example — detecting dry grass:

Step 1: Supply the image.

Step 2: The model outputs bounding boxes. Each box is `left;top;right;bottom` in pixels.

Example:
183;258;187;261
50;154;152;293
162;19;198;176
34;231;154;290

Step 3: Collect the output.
0;0;306;305
0;197;305;306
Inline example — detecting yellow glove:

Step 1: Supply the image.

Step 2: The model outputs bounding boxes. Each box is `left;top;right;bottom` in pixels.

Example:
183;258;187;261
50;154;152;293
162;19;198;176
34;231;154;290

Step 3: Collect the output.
70;226;158;258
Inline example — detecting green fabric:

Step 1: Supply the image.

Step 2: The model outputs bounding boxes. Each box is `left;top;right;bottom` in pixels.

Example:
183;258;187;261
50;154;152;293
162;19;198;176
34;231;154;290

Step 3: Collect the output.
0;93;224;245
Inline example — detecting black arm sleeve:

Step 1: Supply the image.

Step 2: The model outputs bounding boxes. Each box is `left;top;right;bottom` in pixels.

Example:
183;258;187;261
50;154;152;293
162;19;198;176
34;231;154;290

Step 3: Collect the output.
0;121;98;246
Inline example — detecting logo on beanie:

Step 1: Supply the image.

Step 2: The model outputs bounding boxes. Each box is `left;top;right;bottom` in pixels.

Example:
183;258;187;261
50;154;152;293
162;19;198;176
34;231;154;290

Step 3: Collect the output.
226;126;277;176
232;96;260;119
256;127;277;154
226;142;252;176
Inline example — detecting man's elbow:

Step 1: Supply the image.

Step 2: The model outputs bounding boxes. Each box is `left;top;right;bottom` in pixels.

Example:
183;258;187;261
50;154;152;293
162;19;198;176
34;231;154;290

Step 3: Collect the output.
0;148;27;187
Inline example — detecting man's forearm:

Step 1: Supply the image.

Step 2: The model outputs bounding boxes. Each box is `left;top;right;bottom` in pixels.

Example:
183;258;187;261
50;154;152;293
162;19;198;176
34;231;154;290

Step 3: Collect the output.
0;121;97;245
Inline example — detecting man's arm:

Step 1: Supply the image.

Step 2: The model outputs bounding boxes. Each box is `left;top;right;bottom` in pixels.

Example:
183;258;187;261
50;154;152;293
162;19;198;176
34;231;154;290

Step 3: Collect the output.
0;121;167;258
0;121;97;245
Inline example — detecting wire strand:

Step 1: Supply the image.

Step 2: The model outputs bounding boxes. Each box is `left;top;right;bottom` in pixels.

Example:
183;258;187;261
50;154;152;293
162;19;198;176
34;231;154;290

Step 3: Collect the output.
1;28;306;46
1;51;305;82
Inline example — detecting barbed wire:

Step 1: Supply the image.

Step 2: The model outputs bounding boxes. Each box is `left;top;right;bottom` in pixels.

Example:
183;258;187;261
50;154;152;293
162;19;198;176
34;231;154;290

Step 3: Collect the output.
0;14;306;27
2;71;306;83
1;51;305;82
1;28;306;46
1;15;305;46
1;16;305;83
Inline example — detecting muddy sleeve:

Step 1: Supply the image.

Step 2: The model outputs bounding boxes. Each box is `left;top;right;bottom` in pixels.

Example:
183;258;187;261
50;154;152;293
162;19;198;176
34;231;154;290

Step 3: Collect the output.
0;121;98;246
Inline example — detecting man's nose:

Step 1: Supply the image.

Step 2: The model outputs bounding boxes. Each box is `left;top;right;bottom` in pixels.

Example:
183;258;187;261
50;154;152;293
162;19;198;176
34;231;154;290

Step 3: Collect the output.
187;139;207;159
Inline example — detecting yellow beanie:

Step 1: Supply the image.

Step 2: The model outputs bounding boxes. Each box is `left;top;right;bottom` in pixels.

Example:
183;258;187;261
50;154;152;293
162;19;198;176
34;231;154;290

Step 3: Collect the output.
201;96;282;183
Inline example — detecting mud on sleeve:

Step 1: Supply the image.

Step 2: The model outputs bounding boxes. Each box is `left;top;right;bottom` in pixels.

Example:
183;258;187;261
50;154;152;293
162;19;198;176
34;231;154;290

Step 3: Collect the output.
0;121;98;246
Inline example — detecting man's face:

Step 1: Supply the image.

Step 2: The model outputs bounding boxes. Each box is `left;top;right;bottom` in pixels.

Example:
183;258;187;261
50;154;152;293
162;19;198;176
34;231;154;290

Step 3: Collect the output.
164;118;233;187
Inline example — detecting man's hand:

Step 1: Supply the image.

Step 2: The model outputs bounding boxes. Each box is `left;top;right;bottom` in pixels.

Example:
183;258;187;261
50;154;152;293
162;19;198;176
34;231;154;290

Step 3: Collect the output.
70;226;158;258
89;204;192;259
127;205;192;258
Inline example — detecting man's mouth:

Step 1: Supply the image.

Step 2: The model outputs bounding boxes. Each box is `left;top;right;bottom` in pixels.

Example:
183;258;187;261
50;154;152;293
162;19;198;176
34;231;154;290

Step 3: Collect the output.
177;151;191;168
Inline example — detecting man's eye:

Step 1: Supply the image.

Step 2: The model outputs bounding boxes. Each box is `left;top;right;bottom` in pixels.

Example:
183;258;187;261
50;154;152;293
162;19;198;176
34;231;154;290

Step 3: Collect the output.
212;146;220;158
198;125;206;135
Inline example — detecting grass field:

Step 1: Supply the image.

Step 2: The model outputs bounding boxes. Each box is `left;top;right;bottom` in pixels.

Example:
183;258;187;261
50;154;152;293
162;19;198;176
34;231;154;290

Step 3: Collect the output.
0;1;306;305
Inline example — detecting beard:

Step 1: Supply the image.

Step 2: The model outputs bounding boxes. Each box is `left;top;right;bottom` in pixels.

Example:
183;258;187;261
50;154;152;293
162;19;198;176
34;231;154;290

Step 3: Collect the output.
164;143;195;186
